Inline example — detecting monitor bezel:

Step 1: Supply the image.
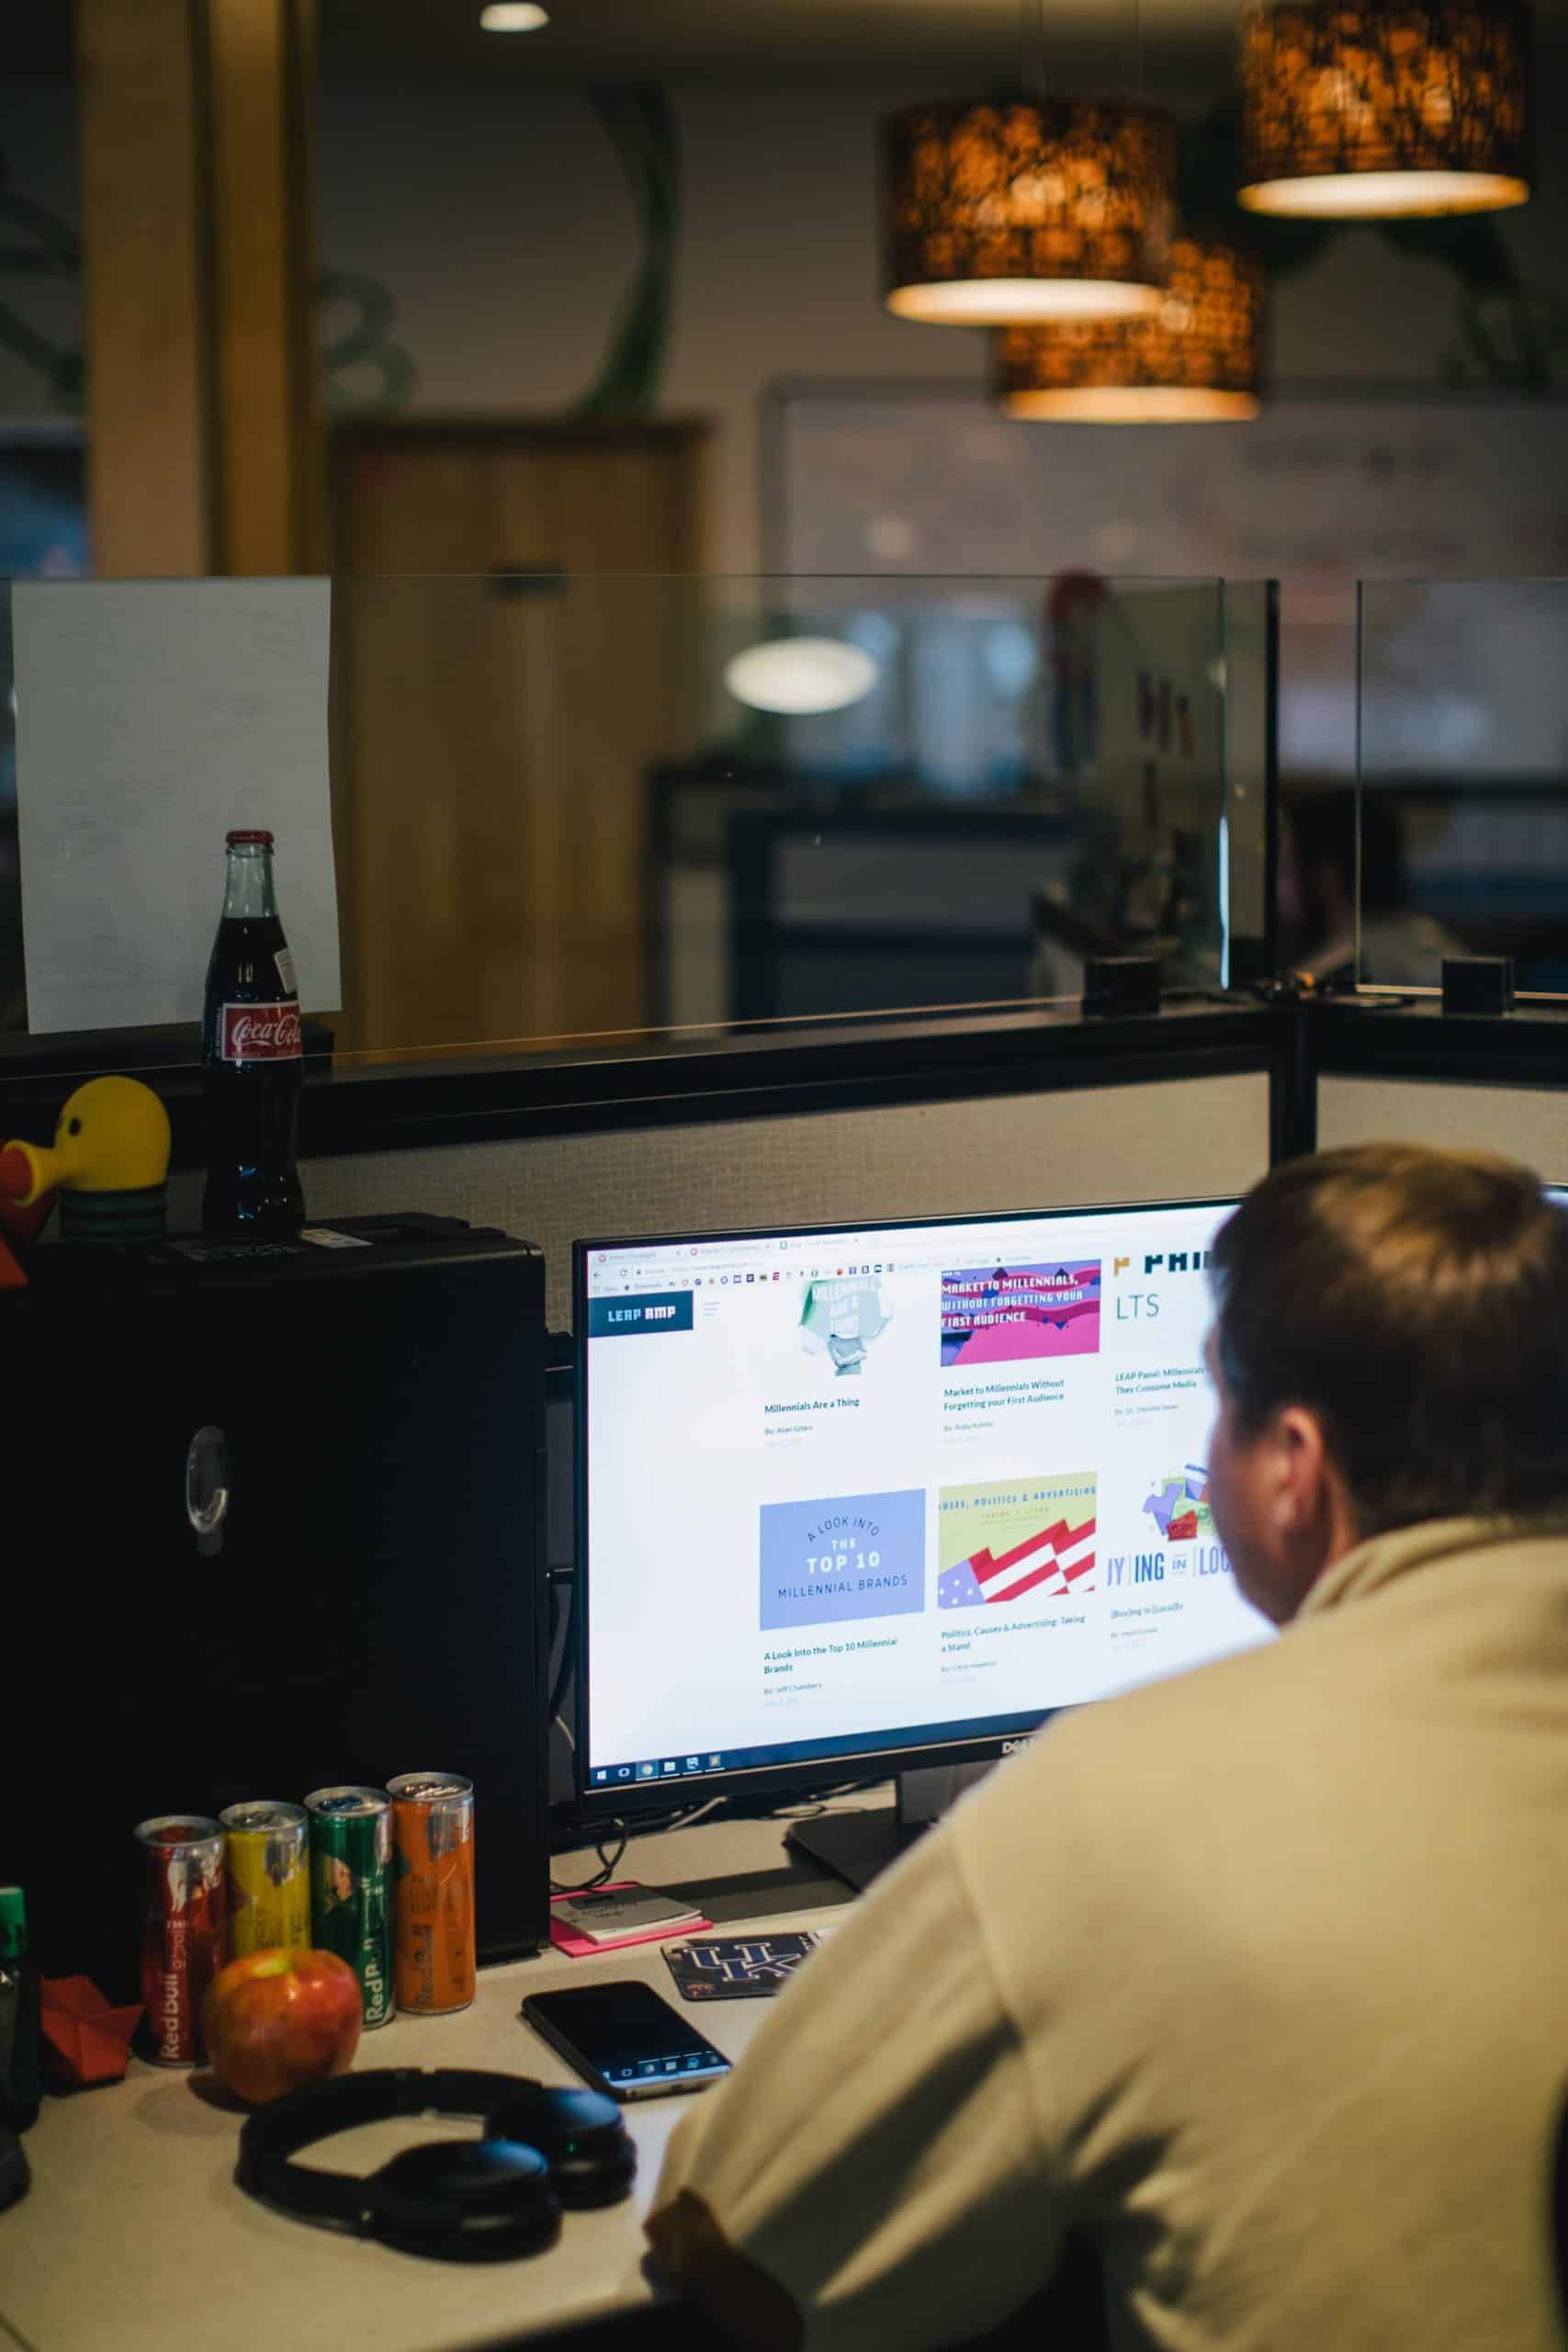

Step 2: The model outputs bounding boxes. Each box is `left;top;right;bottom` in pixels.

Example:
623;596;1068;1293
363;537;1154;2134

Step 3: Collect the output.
572;1192;1239;1820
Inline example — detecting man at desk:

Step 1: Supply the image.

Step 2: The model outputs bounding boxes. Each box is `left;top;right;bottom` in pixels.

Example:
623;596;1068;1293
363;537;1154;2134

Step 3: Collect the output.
647;1144;1568;2351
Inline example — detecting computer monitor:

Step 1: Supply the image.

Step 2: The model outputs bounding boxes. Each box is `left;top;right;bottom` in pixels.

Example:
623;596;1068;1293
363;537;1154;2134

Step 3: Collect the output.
574;1198;1273;1883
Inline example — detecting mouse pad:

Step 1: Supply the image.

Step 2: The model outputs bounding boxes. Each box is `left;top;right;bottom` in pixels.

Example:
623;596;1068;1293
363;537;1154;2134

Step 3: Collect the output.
662;1933;820;2001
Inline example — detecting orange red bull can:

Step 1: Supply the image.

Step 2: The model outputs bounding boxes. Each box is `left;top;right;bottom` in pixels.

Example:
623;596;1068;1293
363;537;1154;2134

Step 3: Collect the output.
389;1771;475;2015
220;1801;310;1957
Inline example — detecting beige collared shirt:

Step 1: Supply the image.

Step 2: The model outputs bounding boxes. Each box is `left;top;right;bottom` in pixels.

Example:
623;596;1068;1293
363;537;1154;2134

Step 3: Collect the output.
649;1519;1568;2351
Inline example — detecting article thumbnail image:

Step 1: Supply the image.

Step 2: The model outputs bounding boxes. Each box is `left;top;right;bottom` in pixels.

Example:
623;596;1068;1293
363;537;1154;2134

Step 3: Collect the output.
798;1270;893;1379
760;1488;926;1632
940;1261;1100;1368
1144;1464;1213;1544
937;1474;1098;1609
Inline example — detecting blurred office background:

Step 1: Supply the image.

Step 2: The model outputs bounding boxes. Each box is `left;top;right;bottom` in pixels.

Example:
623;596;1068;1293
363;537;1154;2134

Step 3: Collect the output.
1;0;1566;1045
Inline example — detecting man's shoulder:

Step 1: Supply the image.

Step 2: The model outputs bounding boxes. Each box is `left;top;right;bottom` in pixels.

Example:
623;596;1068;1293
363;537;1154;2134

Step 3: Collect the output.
1043;1618;1306;1770
953;1522;1568;1894
946;1624;1360;1984
954;1620;1327;1871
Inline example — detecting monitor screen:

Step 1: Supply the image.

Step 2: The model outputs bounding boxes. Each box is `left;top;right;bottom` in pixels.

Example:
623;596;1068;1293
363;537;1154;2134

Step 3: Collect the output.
576;1199;1273;1807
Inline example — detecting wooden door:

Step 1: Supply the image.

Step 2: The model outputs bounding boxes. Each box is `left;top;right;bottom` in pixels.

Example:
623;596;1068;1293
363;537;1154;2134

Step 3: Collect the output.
330;420;705;1057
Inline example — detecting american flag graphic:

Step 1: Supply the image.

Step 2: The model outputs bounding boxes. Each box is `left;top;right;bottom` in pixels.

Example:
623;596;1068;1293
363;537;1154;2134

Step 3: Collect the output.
938;1515;1097;1609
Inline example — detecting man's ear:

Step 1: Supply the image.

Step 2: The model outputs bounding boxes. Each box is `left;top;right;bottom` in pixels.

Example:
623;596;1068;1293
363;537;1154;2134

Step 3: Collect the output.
1273;1402;1364;1570
1271;1404;1331;1532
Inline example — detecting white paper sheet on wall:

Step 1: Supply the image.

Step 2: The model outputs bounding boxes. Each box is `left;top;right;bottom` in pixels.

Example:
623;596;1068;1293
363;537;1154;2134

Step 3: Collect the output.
13;578;342;1034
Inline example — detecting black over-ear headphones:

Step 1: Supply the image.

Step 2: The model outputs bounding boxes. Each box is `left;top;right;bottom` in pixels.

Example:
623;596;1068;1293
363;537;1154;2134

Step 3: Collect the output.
236;2068;637;2262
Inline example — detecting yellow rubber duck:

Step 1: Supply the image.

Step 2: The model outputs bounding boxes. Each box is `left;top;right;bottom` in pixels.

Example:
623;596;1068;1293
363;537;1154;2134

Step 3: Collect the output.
0;1076;173;1249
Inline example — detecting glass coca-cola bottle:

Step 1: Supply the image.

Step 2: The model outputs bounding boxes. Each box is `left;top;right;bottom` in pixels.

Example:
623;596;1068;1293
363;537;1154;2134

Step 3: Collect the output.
201;828;306;1236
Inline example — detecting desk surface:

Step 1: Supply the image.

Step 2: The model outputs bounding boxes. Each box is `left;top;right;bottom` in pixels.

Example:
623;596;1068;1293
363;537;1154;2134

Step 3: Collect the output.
1;1811;862;2352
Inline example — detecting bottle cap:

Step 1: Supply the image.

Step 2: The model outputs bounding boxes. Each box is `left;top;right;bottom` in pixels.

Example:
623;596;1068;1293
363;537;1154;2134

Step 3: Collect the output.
0;1885;27;1962
225;829;275;847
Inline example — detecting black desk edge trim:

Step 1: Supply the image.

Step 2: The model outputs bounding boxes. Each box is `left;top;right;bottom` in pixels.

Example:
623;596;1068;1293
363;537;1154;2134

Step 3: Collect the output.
0;1003;1276;1167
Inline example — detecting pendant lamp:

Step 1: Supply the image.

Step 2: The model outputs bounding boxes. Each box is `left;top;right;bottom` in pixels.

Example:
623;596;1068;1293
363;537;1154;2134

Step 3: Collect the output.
1238;0;1531;217
884;97;1178;324
995;238;1266;421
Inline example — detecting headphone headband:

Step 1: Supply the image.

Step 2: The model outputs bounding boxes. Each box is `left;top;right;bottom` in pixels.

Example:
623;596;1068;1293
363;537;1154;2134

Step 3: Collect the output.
239;2069;547;2221
236;2068;635;2256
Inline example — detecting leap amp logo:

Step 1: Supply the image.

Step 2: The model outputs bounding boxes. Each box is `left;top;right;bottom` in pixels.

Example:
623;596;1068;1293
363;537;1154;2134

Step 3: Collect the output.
1111;1246;1212;1322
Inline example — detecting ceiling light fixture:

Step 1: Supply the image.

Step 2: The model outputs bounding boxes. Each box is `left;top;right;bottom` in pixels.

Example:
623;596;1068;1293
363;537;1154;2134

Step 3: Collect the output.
479;3;549;30
995;238;1266;421
724;639;880;718
1237;0;1531;217
884;96;1178;324
882;0;1178;324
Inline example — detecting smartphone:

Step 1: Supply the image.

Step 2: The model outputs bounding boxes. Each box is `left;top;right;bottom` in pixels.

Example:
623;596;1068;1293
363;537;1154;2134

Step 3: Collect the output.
521;1980;734;2102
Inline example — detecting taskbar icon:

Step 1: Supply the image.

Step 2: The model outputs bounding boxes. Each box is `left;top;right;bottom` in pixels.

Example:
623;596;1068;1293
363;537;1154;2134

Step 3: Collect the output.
614;1753;727;1784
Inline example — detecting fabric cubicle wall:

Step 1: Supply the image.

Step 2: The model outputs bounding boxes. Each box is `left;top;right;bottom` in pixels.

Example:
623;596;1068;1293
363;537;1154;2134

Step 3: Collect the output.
167;1073;1271;1330
1316;1078;1568;1183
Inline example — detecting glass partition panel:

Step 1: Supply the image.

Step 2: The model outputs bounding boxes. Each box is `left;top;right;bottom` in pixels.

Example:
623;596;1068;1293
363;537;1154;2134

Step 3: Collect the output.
1217;578;1276;984
1355;580;1568;995
0;571;1251;1080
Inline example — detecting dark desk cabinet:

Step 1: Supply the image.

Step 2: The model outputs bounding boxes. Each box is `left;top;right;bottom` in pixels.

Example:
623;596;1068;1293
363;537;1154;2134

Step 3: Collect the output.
5;1214;551;1997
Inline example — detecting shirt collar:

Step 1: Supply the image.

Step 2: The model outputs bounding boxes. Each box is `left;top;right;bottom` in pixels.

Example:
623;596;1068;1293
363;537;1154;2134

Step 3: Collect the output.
1296;1513;1568;1623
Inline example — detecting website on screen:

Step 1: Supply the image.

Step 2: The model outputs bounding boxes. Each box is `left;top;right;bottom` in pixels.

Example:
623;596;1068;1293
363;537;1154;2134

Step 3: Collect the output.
582;1204;1273;1788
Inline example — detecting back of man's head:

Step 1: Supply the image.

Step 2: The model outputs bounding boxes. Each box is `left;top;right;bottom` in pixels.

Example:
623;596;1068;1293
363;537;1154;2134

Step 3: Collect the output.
1211;1144;1568;1538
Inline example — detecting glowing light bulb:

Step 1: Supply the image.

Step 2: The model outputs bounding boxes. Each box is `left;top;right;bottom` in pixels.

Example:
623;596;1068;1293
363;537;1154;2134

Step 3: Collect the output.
724;639;879;717
479;3;548;29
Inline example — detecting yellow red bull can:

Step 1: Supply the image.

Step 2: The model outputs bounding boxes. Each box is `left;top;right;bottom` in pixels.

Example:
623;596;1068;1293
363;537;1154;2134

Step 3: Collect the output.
389;1771;475;2015
220;1801;310;1957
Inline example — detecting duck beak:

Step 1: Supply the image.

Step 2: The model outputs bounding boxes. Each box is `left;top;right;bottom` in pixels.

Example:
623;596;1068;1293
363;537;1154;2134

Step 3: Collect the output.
0;1139;67;1209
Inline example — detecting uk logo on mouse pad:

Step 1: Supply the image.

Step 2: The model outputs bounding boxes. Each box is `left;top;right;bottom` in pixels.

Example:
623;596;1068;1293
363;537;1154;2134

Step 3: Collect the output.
663;1935;820;2001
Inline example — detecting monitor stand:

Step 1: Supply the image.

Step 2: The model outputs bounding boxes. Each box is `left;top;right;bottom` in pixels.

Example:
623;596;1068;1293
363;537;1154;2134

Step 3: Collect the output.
784;1761;993;1894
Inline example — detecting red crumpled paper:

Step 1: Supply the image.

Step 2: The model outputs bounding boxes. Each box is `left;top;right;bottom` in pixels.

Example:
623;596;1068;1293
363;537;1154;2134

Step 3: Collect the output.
39;1976;143;2086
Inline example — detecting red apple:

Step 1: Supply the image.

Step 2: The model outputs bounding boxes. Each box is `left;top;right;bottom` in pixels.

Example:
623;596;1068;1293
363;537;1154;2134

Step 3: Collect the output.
201;1948;362;2105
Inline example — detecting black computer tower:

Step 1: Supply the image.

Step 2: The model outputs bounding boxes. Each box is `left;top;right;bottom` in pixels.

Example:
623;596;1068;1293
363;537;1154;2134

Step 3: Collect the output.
5;1213;550;1998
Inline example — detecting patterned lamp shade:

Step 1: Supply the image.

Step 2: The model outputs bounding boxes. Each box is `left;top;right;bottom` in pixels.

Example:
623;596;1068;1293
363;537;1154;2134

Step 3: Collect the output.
885;97;1178;324
1238;0;1531;216
995;239;1267;422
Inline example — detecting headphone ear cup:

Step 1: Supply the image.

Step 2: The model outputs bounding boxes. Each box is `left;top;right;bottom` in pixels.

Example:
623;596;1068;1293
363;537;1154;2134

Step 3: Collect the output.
367;2138;560;2261
487;2086;637;2210
548;2139;638;2210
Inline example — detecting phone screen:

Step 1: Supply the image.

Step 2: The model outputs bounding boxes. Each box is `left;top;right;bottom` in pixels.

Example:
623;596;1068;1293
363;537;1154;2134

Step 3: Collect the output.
524;1981;731;2095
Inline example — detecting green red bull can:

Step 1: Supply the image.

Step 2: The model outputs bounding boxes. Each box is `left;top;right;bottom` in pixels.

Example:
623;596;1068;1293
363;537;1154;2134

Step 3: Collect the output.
304;1785;393;2027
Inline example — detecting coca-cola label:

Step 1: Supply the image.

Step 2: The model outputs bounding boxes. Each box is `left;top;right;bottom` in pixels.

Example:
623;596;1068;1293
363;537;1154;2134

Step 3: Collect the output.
220;1002;302;1062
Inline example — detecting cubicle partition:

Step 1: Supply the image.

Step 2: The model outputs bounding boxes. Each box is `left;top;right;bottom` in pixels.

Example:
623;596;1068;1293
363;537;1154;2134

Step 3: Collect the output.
1354;581;1568;996
1318;1075;1568;1169
5;568;1568;1290
0;568;1280;1331
263;1024;1275;1332
1295;1000;1568;1180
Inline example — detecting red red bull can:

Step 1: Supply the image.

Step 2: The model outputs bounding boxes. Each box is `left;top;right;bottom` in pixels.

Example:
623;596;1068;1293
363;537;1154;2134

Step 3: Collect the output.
133;1815;227;2065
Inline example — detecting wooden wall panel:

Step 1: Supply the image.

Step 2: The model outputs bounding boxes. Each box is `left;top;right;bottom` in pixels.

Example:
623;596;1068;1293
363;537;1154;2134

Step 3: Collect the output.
331;422;707;1056
76;0;212;576
75;0;321;577
207;0;321;572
